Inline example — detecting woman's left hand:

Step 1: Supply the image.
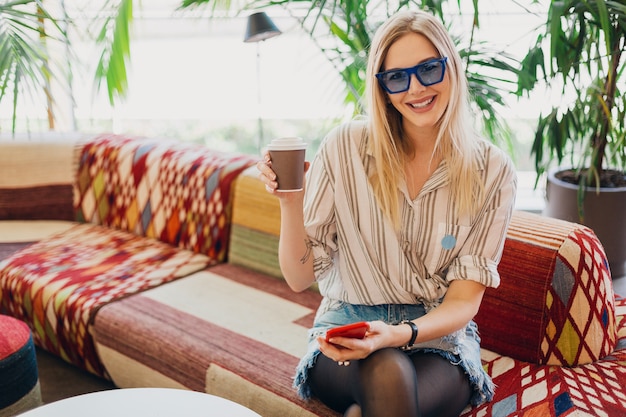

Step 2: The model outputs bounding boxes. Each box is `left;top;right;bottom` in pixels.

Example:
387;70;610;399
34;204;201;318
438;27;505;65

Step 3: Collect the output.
317;321;404;364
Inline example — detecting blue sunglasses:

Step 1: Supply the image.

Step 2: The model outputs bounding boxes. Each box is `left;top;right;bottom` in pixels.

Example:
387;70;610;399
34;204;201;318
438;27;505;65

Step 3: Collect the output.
376;57;448;94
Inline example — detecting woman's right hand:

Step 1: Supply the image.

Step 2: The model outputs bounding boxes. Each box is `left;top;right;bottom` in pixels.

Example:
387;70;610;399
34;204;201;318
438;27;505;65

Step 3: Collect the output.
256;150;309;199
256;151;279;194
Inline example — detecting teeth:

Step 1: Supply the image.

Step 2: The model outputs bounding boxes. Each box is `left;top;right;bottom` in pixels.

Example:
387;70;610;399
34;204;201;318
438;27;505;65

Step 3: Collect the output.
411;97;434;108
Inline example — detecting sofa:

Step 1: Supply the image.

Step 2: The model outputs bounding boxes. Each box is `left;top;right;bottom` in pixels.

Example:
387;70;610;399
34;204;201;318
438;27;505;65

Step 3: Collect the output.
1;133;624;417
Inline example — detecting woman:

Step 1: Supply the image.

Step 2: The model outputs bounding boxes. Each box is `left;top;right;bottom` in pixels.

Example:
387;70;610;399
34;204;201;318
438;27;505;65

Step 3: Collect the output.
257;9;516;417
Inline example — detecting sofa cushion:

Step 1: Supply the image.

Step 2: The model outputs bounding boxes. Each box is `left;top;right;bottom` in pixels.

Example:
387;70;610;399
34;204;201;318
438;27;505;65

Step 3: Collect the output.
74;134;257;261
475;211;616;366
0;223;209;376
0;137;84;221
229;167;282;278
463;298;626;417
91;263;338;417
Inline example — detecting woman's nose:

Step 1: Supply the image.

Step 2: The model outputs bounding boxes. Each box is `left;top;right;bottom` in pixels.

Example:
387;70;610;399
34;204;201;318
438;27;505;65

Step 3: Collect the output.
408;74;426;93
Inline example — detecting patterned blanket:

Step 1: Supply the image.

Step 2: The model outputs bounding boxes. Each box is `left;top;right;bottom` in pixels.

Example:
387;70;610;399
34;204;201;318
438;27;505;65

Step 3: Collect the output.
0;224;209;375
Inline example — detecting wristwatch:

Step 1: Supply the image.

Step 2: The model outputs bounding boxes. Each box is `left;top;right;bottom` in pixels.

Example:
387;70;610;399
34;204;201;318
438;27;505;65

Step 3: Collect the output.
399;320;418;351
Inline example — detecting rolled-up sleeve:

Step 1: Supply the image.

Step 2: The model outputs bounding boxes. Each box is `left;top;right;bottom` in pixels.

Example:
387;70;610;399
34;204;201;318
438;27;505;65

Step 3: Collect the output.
446;148;517;288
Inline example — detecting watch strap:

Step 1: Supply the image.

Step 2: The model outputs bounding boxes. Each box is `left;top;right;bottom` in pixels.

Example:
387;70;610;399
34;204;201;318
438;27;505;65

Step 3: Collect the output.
399;320;418;351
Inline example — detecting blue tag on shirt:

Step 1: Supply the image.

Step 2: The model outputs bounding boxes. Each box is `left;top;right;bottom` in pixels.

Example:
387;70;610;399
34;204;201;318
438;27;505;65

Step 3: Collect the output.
441;234;456;250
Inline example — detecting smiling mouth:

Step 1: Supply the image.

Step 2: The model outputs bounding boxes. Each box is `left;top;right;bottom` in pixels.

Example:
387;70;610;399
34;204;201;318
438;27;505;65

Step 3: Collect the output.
410;97;435;109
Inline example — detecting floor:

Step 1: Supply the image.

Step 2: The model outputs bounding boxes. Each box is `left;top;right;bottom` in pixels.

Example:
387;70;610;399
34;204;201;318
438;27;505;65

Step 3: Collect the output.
36;348;116;405
615;274;626;300
32;276;626;407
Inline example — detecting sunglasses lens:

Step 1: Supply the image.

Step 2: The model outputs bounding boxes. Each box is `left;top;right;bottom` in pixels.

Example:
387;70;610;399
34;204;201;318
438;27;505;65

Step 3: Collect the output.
381;70;410;93
417;61;444;86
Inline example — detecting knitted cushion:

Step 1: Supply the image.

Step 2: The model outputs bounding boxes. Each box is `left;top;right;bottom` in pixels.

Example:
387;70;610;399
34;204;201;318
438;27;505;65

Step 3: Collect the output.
475;211;616;366
0;315;42;417
0;223;209;376
74;134;257;262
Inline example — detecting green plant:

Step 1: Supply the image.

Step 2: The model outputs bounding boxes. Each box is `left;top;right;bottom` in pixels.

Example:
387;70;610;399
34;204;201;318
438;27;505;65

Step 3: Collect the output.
92;0;135;104
517;0;626;196
1;0;58;132
178;0;521;151
0;0;134;133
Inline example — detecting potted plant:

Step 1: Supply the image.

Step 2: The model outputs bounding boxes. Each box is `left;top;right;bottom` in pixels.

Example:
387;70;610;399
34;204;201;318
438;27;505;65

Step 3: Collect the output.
517;0;626;276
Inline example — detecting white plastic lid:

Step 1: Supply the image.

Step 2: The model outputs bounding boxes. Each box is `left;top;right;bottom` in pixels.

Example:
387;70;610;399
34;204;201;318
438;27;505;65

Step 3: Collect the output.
267;137;307;150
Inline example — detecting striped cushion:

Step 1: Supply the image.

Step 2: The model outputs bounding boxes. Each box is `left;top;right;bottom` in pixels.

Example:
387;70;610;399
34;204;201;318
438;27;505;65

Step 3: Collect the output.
0;138;82;221
476;211;616;366
92;264;337;417
0;315;42;416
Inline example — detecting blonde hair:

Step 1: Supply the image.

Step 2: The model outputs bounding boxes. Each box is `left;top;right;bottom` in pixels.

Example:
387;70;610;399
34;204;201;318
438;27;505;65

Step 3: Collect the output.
365;10;483;227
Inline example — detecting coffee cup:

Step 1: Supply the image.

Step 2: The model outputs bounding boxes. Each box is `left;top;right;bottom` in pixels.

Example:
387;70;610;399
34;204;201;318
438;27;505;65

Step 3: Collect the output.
267;137;307;192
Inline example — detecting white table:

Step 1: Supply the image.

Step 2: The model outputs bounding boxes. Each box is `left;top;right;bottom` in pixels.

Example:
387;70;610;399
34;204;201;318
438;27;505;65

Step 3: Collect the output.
17;388;261;417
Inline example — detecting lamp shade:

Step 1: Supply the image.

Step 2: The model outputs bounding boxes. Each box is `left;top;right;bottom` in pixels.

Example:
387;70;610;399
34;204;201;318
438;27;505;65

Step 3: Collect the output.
244;12;281;43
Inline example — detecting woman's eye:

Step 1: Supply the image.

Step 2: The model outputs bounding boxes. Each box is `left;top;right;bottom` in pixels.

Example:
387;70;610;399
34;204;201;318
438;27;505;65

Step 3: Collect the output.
421;63;440;73
388;71;406;81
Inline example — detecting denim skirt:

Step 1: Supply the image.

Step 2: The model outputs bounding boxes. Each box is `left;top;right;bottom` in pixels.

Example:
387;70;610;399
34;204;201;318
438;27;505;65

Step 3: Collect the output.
293;299;494;407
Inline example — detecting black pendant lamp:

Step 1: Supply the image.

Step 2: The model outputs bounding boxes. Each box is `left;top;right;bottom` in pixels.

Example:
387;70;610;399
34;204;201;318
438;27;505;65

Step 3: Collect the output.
244;12;281;43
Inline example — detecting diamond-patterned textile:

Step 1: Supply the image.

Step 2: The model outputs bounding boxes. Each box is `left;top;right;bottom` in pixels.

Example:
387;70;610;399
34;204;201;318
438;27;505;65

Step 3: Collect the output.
476;211;616;366
0;224;210;376
462;298;626;417
74;134;257;262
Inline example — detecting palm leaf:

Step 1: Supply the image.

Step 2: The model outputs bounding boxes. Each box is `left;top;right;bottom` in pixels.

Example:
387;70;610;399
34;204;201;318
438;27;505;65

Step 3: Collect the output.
93;0;133;105
0;0;64;133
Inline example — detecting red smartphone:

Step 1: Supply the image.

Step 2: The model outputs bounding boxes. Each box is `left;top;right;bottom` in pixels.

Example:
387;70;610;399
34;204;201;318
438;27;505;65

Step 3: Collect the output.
325;322;370;343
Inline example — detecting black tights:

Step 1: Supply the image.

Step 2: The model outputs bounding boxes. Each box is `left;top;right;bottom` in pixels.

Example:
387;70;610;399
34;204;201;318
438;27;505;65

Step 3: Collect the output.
308;348;471;417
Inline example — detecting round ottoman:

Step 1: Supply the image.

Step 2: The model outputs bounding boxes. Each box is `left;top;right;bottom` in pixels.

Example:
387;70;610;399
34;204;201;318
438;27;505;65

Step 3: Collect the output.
0;315;42;417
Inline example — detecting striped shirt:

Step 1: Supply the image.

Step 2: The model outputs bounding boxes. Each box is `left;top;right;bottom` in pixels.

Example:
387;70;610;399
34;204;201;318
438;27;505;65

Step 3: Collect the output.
304;120;517;306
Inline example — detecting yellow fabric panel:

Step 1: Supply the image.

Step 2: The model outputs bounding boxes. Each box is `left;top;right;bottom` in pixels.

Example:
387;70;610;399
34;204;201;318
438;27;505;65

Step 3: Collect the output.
232;168;281;236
